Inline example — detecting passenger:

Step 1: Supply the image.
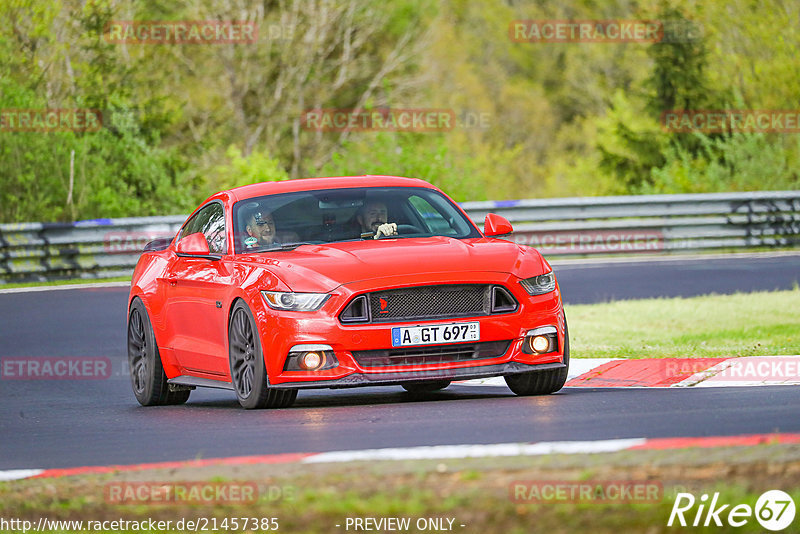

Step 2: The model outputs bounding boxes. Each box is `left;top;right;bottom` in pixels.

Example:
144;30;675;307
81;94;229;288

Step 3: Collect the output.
244;208;276;247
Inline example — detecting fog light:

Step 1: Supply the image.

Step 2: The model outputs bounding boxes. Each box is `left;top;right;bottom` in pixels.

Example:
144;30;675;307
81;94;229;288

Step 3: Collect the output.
530;335;551;354
300;351;325;370
284;344;337;372
522;327;558;355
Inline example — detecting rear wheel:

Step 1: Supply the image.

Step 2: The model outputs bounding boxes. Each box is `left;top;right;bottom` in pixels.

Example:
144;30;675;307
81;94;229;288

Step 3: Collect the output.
505;321;570;396
401;380;451;393
228;301;297;409
127;298;190;406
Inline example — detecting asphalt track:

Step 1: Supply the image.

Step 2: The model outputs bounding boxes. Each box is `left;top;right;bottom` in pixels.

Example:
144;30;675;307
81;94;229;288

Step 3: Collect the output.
1;253;799;470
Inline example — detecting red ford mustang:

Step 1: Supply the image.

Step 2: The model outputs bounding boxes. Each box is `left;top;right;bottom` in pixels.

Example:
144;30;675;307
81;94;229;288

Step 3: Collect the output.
127;176;568;408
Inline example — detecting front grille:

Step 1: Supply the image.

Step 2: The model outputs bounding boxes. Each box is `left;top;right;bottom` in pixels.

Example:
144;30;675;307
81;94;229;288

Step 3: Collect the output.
340;284;517;324
352;340;511;368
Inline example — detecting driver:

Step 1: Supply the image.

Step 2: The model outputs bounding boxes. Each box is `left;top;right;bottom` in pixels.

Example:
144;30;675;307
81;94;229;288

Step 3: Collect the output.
244;208;276;247
357;200;397;239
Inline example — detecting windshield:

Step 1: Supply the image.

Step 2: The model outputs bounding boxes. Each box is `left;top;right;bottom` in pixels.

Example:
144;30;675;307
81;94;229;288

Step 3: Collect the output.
232;186;481;254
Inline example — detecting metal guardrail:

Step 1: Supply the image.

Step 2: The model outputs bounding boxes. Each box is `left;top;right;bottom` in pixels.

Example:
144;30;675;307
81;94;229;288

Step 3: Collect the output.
462;191;800;255
0;216;185;283
1;191;799;283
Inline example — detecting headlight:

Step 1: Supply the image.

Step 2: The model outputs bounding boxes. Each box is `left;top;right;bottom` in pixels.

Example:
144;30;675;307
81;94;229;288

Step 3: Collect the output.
519;271;556;295
261;291;330;311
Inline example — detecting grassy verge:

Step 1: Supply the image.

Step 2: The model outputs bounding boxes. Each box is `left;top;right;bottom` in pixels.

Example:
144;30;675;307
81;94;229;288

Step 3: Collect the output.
1;444;799;533
566;287;800;359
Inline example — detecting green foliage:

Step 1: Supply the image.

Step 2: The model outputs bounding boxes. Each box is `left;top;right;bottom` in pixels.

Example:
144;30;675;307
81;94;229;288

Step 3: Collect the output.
0;79;194;221
1;0;799;223
213;145;289;191
646;4;715;114
321;133;476;199
596;91;669;192
319;131;524;202
645;132;800;194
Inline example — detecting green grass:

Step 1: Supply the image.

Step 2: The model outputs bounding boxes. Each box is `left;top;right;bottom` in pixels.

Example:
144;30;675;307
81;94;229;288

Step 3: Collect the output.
566;288;800;359
2;444;799;534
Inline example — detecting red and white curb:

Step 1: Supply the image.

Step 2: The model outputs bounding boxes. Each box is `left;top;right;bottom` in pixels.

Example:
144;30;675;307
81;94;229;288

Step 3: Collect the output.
458;356;800;388
3;433;798;482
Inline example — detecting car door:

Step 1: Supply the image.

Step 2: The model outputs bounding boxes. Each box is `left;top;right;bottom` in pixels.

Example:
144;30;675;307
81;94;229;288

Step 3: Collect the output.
163;201;232;377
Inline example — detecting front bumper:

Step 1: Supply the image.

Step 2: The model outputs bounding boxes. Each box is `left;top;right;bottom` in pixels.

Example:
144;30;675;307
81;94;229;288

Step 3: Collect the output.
253;272;566;389
276;361;566;389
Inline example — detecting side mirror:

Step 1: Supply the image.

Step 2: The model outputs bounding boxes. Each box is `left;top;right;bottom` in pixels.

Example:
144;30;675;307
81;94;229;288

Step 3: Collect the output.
176;232;213;256
484;213;513;237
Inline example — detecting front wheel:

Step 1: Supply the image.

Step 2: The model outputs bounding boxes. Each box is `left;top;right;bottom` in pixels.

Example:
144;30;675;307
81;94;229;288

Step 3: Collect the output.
505;321;570;396
228;301;297;409
127;298;190;406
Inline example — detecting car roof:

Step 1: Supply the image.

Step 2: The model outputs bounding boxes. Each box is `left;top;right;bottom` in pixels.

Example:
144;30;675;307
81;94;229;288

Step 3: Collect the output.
222;175;438;203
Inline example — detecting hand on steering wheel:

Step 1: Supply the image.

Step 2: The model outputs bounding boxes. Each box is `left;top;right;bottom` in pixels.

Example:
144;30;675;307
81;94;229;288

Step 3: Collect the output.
373;223;398;239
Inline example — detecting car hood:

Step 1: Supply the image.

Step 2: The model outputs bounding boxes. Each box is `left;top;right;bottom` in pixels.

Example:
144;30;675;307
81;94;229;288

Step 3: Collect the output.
237;237;549;293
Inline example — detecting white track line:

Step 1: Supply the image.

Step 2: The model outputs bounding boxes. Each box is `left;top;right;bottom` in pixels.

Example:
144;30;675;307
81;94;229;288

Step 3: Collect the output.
0;281;130;294
0;469;44;481
0;439;649;480
302;438;647;463
7;431;799;481
457;358;620;387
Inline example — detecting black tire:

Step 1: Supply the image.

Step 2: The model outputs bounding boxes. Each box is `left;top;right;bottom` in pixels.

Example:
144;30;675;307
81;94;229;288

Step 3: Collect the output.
505;320;570;396
228;301;297;409
165;389;191;404
401;380;451;393
128;298;189;406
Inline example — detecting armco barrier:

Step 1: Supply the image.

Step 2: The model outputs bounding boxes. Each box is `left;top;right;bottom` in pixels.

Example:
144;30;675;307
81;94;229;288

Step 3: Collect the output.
1;191;799;283
0;216;185;282
461;191;800;255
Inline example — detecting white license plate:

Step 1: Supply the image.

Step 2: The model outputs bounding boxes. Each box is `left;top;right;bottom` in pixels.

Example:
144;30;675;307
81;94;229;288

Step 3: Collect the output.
391;322;480;347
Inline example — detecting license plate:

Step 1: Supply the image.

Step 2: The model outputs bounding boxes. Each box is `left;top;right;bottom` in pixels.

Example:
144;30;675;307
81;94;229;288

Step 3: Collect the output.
391;322;480;347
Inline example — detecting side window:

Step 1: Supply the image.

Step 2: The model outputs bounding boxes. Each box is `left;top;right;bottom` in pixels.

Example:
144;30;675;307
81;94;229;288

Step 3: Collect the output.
409;195;458;235
179;203;227;254
179;216;198;240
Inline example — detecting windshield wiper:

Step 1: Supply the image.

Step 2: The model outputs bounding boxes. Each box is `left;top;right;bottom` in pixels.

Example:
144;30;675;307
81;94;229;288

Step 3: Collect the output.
243;241;318;253
276;241;317;250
